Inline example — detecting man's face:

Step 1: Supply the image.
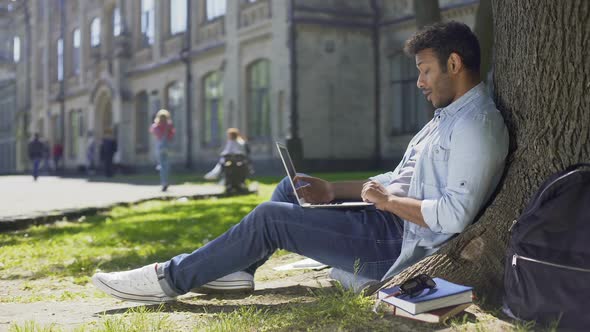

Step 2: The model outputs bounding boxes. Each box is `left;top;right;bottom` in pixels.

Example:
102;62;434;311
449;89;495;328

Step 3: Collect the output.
415;49;455;108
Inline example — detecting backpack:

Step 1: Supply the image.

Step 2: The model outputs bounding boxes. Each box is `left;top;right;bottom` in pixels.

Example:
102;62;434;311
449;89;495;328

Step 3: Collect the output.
503;163;590;329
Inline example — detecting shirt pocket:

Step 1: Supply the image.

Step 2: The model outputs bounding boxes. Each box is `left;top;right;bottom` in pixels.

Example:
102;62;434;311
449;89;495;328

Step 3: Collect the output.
430;143;450;161
422;144;450;187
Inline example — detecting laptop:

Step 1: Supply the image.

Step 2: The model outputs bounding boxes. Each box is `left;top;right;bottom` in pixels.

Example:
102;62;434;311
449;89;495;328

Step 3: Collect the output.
276;142;374;209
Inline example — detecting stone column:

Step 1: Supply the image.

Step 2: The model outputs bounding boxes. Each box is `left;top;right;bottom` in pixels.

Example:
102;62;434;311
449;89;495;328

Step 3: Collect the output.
223;1;240;129
153;0;162;60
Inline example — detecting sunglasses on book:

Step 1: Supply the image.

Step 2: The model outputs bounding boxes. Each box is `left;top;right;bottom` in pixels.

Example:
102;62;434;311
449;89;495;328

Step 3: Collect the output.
372;274;437;312
399;274;437;297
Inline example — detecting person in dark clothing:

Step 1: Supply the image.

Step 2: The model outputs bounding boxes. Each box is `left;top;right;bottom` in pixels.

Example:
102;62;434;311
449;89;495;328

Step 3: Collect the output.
28;133;44;181
100;129;117;177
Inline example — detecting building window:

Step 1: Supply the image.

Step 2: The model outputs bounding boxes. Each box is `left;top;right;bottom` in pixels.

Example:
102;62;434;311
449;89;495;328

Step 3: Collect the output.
203;71;224;147
13;36;20;62
113;7;122;37
247;59;271;140
90;17;101;47
72;29;80;74
206;0;226;21
36;46;44;89
78;110;84;137
166;82;184;151
135;91;149;153
170;0;187;35
388;53;430;135
37;1;45;19
68;110;78;158
52;114;61;142
141;0;155;46
57;38;64;81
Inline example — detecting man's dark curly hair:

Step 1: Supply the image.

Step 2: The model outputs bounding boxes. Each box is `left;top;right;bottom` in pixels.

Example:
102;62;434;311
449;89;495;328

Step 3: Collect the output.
404;21;480;73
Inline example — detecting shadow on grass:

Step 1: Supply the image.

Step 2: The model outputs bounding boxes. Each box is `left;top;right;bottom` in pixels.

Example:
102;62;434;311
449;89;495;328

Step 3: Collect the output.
98;285;329;316
94;284;437;331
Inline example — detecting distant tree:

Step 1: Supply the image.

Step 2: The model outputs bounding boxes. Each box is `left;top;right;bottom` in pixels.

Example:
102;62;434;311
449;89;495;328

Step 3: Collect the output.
380;0;590;304
474;0;493;79
413;0;441;29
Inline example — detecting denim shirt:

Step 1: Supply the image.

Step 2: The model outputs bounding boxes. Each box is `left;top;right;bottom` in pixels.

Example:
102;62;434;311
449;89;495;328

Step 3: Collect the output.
373;83;509;281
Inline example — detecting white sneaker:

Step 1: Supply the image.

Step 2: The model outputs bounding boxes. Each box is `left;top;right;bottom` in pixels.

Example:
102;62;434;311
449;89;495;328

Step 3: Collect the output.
192;271;255;294
92;263;176;304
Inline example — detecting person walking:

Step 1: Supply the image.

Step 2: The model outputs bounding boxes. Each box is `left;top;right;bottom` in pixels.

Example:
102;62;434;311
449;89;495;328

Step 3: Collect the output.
86;131;96;175
150;109;175;192
52;142;63;173
99;128;117;177
27;133;44;181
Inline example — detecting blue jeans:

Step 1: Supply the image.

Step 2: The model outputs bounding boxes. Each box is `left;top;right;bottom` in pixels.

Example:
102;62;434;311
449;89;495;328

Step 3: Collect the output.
157;142;170;187
32;159;41;179
160;176;404;295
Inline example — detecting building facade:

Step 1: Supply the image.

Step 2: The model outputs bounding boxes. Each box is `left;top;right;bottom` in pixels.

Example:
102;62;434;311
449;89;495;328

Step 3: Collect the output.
0;0;29;174
2;0;479;174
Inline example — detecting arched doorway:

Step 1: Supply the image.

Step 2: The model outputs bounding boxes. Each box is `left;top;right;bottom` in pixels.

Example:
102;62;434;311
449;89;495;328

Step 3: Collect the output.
95;93;113;138
101;100;113;136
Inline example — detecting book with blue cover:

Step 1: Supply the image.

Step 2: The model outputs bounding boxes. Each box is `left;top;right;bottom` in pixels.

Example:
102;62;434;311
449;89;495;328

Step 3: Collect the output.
377;278;473;315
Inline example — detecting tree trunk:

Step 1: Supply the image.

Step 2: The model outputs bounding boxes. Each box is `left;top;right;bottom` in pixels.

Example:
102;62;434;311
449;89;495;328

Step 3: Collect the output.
379;0;590;305
413;0;441;29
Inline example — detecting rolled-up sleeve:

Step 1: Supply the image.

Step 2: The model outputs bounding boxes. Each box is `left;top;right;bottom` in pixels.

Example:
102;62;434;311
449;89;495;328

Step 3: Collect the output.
421;113;508;234
370;171;396;186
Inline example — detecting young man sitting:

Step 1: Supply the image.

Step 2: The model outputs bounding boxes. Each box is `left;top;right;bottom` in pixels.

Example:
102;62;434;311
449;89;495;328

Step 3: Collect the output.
92;21;509;303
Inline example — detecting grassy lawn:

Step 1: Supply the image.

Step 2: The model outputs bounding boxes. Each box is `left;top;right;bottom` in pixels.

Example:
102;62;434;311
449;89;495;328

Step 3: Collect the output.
1;172;529;331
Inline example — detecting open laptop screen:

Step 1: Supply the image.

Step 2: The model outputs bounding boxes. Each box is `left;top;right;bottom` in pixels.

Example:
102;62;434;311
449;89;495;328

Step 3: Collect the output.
277;143;297;181
276;142;305;204
276;142;374;209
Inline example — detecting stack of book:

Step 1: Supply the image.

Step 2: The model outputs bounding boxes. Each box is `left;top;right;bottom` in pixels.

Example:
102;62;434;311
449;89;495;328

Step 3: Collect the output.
376;278;473;323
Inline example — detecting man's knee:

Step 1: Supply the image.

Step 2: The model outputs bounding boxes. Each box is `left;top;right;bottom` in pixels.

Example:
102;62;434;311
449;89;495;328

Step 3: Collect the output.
277;176;291;189
253;201;287;216
246;201;296;228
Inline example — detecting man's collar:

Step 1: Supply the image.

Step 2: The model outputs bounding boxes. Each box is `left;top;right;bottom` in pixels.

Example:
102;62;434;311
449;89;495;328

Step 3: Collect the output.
435;82;486;117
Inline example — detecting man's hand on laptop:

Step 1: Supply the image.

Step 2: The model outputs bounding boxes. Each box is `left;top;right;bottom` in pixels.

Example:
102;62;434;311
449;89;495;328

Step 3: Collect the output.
361;181;389;207
293;175;335;204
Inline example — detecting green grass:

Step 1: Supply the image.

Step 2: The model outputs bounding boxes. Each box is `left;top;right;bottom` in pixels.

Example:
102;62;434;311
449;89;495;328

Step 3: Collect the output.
2;171;530;331
0;172;376;282
96;306;178;332
9;306;180;332
198;285;387;332
0;194;265;281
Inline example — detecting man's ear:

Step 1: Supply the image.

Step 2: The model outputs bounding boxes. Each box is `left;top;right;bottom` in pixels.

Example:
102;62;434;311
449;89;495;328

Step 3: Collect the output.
447;53;463;75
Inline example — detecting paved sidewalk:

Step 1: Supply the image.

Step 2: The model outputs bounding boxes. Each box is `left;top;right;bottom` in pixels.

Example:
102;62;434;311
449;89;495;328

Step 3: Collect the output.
0;175;226;226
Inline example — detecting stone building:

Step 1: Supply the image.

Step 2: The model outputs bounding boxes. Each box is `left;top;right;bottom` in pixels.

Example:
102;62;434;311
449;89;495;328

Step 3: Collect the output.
0;0;29;174
3;0;479;174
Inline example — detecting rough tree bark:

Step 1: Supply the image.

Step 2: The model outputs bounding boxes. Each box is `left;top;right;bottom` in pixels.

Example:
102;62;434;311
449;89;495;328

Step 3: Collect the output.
379;0;590;305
